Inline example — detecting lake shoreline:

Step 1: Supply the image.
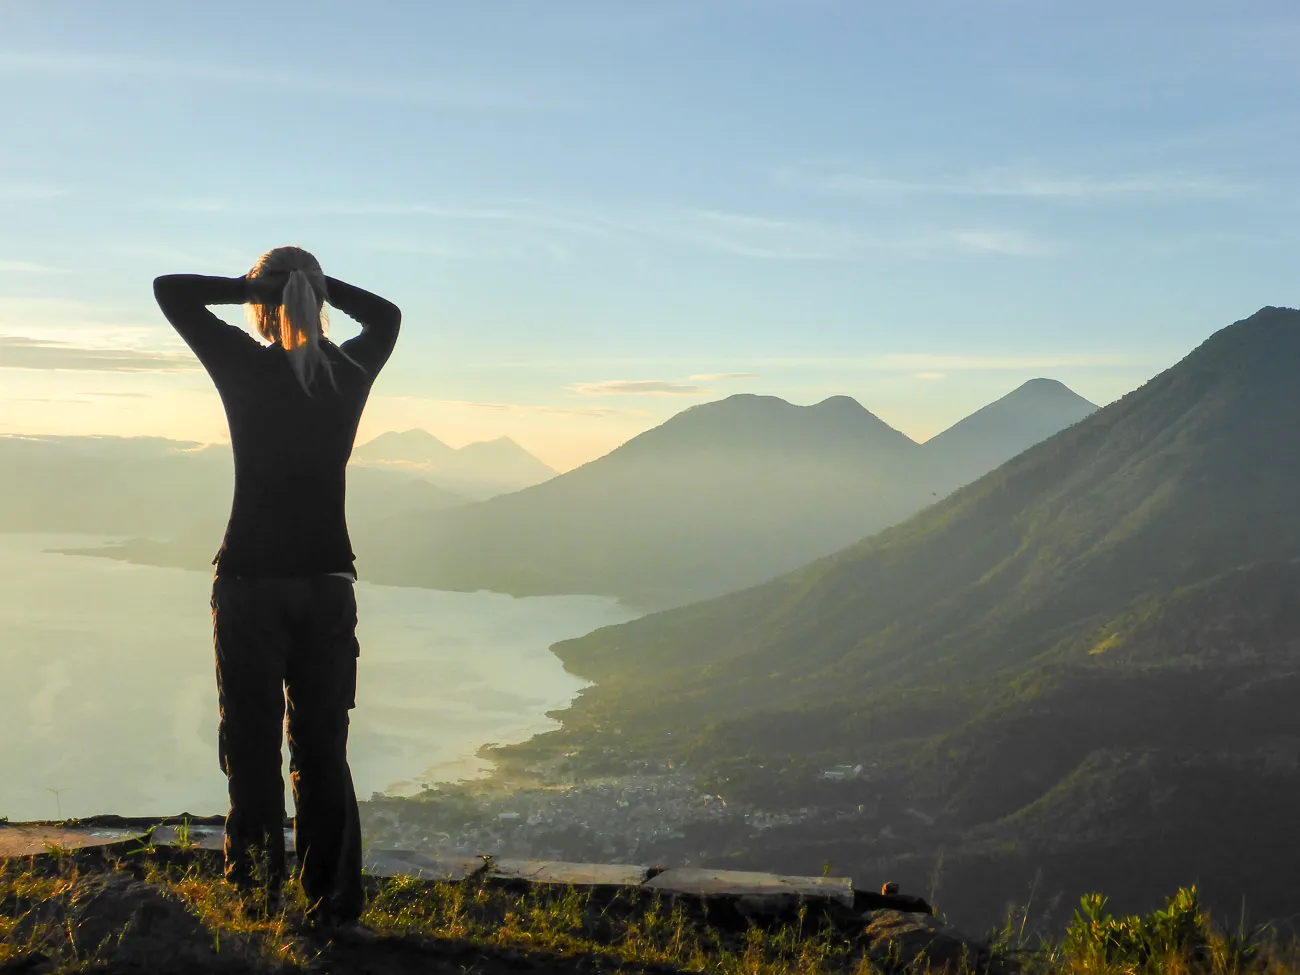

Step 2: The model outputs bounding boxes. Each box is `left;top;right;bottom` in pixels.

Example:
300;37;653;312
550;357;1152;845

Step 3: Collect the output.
0;533;638;822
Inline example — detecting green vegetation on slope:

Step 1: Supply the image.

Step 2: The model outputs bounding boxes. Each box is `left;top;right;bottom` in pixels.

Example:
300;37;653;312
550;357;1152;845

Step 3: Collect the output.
539;307;1300;722
492;307;1300;928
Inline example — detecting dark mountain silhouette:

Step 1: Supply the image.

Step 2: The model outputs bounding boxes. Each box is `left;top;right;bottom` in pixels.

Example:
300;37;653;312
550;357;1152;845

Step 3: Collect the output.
920;378;1097;493
352;429;555;498
505;307;1300;926
360;394;930;607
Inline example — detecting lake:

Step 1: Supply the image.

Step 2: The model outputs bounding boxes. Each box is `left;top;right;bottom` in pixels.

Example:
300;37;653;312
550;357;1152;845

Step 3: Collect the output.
0;534;638;822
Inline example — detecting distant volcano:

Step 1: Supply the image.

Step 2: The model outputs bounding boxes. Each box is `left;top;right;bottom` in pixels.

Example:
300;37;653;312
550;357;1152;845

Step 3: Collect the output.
921;377;1097;492
352;429;555;499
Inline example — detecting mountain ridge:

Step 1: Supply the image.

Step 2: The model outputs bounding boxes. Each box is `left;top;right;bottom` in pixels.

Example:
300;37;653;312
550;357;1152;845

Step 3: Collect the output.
492;306;1300;926
358;384;1099;607
553;306;1300;693
352;429;556;498
12;379;1103;607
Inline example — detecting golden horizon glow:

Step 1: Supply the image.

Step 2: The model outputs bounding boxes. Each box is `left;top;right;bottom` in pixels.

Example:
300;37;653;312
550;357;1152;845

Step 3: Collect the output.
0;372;650;472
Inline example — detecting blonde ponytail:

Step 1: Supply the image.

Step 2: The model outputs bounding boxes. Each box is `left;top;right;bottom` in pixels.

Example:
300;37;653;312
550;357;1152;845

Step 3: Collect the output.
279;267;335;393
246;246;337;394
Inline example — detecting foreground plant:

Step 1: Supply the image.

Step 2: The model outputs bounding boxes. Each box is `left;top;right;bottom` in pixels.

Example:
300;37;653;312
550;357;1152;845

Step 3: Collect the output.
1;851;1296;975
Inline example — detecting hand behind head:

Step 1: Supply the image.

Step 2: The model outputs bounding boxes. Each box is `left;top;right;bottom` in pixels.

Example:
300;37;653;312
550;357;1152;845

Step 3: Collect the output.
247;271;291;304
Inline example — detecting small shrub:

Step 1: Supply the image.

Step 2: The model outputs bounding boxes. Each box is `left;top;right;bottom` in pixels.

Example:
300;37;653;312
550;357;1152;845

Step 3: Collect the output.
1060;886;1270;973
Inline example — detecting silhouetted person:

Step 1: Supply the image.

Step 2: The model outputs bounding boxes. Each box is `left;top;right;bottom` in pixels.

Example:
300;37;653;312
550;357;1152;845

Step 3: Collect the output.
153;246;400;927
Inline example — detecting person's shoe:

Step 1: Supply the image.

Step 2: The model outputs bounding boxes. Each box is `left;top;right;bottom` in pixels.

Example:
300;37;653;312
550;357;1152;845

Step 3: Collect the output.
329;918;378;944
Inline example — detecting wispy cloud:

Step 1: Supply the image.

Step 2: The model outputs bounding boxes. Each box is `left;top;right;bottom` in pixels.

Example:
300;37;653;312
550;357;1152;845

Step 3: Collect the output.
0;181;69;202
780;162;1247;203
632;209;863;261
0;51;569;110
568;380;713;397
629;210;1056;260
113;243;256;274
936;229;1052;257
748;351;1149;371
0;260;66;274
0;336;197;373
166;199;852;261
378;395;650;419
1;396;91;404
459;349;1146;373
913;372;947;381
435;349;1153;376
142;194;1051;263
152;198;621;240
0;298;180;349
361;237;572;263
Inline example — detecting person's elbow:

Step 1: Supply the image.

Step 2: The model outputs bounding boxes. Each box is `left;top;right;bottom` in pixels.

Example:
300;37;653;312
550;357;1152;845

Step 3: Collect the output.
152;275;201;327
153;274;184;310
383;304;402;339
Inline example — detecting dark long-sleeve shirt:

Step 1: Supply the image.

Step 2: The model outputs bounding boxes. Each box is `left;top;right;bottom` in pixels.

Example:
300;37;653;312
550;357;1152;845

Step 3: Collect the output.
153;274;401;578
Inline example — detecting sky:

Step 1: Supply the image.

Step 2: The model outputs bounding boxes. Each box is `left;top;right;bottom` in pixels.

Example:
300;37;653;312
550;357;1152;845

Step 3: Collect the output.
1;0;1297;471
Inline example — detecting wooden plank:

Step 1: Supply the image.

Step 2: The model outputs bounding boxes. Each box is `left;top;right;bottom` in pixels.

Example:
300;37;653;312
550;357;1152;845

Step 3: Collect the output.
489;859;651;887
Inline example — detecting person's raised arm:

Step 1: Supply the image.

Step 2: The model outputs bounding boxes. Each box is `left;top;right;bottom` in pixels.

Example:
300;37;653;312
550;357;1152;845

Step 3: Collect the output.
153;274;261;374
327;276;401;377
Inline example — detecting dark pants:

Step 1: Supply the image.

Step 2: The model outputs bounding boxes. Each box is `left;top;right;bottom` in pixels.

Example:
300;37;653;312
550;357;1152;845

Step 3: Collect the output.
211;574;363;921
